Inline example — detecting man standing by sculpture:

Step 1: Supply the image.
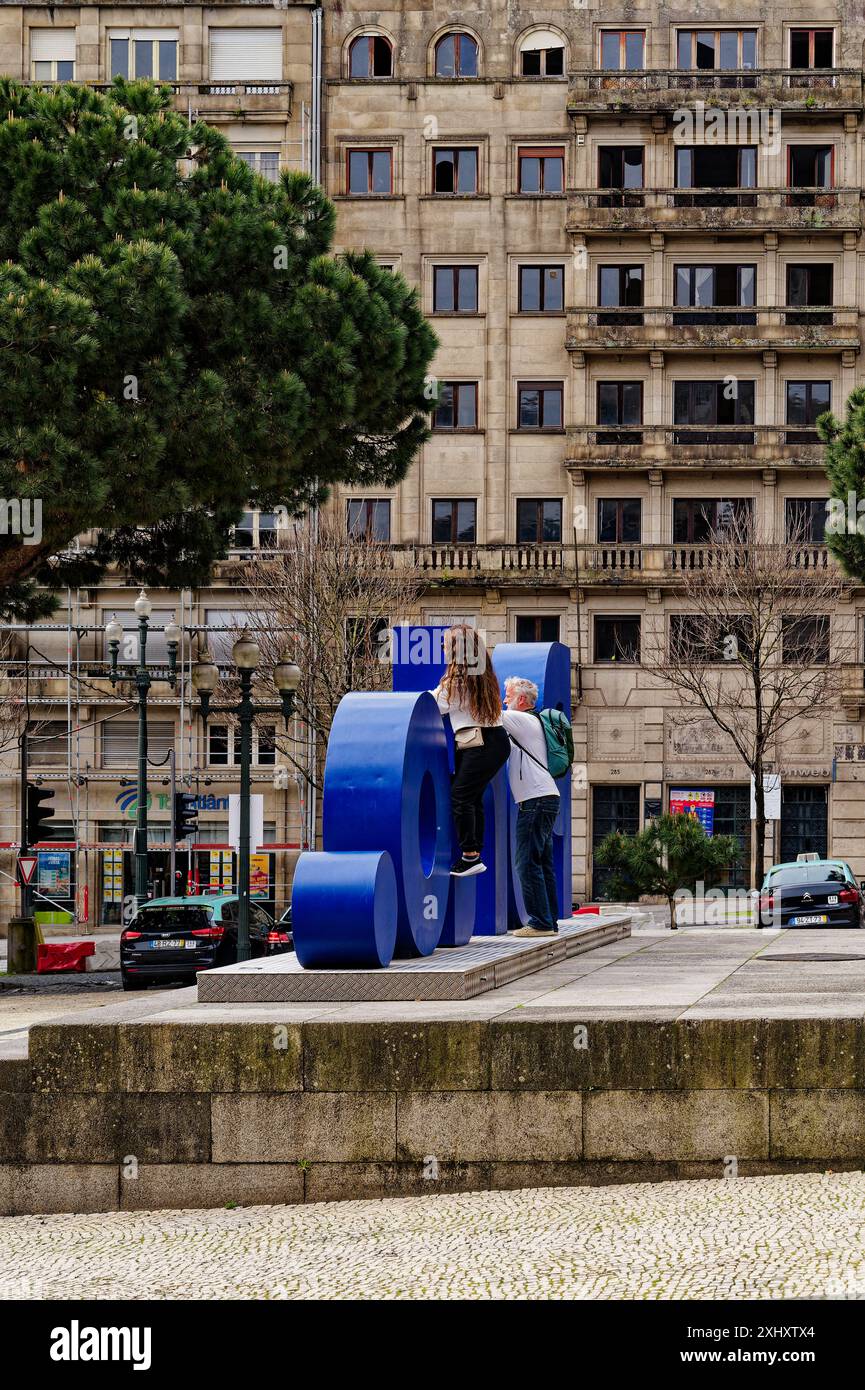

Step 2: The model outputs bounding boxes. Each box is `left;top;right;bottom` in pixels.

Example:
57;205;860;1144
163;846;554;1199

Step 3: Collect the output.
502;677;561;938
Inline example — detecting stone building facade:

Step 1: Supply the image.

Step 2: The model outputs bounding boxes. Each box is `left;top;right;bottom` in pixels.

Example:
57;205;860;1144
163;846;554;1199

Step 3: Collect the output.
2;0;865;921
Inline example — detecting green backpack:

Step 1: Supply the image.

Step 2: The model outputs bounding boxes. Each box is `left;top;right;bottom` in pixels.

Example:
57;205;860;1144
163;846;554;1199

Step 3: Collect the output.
533;708;575;780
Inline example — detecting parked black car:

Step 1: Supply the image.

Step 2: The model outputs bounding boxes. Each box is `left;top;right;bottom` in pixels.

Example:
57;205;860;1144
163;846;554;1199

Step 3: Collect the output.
121;894;292;990
758;860;865;929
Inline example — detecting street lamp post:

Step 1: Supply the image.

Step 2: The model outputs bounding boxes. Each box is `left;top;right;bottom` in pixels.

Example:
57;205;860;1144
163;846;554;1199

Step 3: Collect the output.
192;634;300;962
106;593;180;909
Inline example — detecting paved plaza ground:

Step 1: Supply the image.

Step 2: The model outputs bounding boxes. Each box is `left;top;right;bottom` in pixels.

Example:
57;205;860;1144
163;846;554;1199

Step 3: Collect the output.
1;1172;863;1300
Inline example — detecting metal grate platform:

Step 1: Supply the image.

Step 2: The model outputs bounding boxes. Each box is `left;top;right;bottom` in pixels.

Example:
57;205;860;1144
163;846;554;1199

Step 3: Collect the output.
196;915;632;1003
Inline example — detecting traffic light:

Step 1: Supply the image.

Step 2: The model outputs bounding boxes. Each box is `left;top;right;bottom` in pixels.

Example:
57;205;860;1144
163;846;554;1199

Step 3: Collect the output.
173;792;199;840
26;784;55;843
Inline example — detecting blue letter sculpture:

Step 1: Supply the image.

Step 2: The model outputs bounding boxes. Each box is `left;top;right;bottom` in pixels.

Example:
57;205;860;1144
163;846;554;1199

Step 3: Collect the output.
292;630;572;967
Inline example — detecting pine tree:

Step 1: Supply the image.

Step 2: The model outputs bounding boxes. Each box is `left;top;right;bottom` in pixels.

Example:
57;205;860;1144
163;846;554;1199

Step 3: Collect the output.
0;79;437;615
819;386;865;582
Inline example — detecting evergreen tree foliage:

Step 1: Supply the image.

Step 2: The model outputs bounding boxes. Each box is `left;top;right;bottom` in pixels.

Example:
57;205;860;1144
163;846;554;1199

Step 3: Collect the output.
0;79;437;615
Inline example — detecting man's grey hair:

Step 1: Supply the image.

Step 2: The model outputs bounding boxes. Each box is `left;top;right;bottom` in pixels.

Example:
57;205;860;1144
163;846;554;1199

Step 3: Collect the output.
505;676;538;708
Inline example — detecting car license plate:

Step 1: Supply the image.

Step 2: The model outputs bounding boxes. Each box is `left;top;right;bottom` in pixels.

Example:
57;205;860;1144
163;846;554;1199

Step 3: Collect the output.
791;914;828;926
149;938;195;950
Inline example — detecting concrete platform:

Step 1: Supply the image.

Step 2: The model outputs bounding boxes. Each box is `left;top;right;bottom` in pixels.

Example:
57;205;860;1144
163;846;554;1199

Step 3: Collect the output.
196;915;633;1003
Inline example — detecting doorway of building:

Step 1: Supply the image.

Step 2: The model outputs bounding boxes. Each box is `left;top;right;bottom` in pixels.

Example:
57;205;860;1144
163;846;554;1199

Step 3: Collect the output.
779;785;828;862
591;785;640;900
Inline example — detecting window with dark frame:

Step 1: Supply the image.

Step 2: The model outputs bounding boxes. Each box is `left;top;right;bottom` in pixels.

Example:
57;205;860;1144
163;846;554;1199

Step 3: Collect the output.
786;264;833;325
516;615;561;643
672;498;753;544
673;380;755;442
598;498;642;544
349;34;393;77
518;146;564;193
673;264;756;325
432;382;478;430
598;265;644;324
600;31;645;70
347;148;392;194
435;32;478;78
433;147;479;194
674;146;757;205
516;499;563;543
432;499;477;543
432;265;479;313
518;265;564;312
347;498;392;541
676;29;757;72
788;145;833;189
596;381;643;442
785;497;828;545
669;614;754;663
598;147;644;206
595;616;641;663
790;29;833;69
785;380;831;441
517;382;563;430
782;616;829;664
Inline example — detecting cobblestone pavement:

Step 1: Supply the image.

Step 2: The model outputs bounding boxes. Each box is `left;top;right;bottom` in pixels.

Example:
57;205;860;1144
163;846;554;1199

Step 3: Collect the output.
2;1172;865;1299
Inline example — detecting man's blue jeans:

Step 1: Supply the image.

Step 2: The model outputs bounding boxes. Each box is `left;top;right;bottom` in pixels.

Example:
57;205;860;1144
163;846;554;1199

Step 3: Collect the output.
515;795;560;932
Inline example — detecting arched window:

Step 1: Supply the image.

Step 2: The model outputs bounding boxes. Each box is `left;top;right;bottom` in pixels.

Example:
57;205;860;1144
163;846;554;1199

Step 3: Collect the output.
349;33;393;78
519;30;566;77
435;32;479;78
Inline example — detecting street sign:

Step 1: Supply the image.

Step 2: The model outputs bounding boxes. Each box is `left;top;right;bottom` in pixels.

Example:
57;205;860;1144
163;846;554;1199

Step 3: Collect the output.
17;855;37;885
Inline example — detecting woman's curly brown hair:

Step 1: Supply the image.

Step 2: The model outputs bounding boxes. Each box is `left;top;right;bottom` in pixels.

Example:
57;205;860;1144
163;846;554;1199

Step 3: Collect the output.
440;624;502;726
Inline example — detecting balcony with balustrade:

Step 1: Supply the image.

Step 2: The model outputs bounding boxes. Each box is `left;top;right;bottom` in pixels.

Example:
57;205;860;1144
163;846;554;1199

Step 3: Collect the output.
566;305;859;356
567;68;863;117
566;425;826;472
566;187;861;236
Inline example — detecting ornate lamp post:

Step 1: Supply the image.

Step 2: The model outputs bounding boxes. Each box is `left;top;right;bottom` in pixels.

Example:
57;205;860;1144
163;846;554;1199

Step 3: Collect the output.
192;633;299;961
106;592;181;908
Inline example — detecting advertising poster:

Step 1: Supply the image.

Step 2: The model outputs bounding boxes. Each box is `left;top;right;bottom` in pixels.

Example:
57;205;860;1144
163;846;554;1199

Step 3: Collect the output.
250;854;270;899
37;849;71;895
669;788;715;836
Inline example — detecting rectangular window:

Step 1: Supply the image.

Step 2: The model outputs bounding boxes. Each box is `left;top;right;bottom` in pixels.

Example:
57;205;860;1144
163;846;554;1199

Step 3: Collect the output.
790;29;833;69
109;30;178;81
432;266;478;313
432;500;477;544
598;498;642;543
347;148;392;194
788;145;833;189
598;265;644;325
785;497;828;544
518;265;564;312
433;382;478;430
516;615;561;642
673;264;756;325
672;498;753;544
786;264;833;325
433;148;479;195
30;29;76;81
209;27;283;81
600;148;648;202
235;150;280;183
207;723;276;766
103;609;176;666
673;380;755;442
785;381;831;441
600;31;645;70
783;616;829;664
347;499;391;541
516;499;563;543
28;721;70;768
675;147;756;201
596;381;643;442
204;609;265;665
595;617;640;663
518;146;564;193
102;720;174;768
517;382;563;430
677;29;757;71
